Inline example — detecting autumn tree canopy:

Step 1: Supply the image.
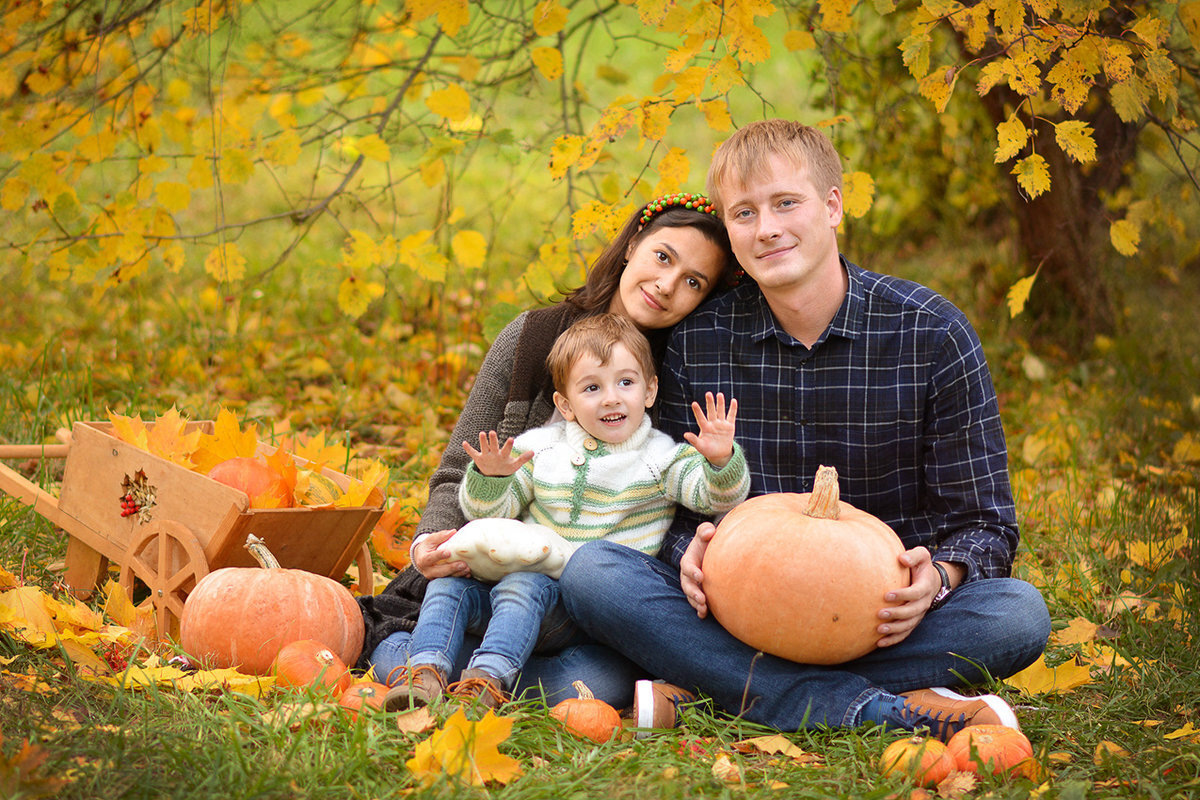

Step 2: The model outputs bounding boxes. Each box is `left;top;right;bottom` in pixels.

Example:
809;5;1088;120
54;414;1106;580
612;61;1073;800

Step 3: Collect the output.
3;0;1197;346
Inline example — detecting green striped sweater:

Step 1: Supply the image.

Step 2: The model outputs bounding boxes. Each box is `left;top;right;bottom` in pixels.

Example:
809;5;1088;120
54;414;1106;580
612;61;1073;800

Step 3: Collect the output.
458;416;750;556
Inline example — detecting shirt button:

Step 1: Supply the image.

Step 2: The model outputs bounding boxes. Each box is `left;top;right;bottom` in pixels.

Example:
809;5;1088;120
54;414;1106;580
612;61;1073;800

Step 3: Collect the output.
571;453;585;466
583;437;598;451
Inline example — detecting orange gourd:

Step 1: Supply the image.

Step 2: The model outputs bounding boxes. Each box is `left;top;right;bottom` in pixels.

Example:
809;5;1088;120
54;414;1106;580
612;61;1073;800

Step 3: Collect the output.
180;535;364;675
551;681;622;743
274;639;353;695
879;735;957;787
946;724;1033;775
208;456;293;509
701;466;910;665
338;681;390;720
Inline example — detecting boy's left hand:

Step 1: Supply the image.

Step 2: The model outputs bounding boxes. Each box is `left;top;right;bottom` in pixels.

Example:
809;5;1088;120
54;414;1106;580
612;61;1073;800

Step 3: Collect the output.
683;392;738;468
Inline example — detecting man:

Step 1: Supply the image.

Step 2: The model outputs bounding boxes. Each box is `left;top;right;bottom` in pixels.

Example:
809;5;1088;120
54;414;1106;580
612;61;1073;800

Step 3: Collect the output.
559;119;1050;740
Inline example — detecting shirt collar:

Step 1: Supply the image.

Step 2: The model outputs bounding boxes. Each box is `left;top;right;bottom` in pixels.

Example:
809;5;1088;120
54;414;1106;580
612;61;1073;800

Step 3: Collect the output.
564;415;652;454
744;256;865;347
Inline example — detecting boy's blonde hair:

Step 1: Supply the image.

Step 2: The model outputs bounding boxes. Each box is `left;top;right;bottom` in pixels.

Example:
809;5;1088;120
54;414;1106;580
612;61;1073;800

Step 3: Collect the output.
547;313;657;393
706;120;844;214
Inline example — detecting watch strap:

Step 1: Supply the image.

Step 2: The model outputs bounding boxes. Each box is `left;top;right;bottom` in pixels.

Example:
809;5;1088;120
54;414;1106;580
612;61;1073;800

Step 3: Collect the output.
930;561;952;610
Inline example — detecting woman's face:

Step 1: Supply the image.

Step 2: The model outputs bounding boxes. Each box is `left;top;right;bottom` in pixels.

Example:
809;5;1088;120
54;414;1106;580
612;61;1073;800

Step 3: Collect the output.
608;225;726;330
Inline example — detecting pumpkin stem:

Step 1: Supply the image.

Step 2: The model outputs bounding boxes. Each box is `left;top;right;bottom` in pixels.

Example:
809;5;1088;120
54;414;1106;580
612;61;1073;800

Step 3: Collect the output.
244;534;281;569
803;465;841;520
571;680;596;701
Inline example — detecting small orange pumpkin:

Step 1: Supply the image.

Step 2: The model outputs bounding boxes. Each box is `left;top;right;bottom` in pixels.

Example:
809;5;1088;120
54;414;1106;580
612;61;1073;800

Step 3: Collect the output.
274;639;353;695
338;681;390;720
208;456;293;509
702;466;910;664
180;535;364;675
879;735;957;787
946;724;1033;775
551;681;622;743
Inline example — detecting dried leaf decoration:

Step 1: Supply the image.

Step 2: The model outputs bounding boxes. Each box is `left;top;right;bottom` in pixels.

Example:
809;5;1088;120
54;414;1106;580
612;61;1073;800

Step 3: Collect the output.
406;708;523;787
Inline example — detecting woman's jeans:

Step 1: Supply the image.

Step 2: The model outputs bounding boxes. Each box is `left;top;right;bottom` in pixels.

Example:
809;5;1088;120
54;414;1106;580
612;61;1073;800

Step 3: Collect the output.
558;540;1051;731
371;570;646;705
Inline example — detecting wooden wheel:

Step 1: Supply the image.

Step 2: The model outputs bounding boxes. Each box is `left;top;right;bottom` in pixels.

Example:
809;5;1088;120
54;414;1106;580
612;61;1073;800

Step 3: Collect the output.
355;541;374;596
119;520;209;641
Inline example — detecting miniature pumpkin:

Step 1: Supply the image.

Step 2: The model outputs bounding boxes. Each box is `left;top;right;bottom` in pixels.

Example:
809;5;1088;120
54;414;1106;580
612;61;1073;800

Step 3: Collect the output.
551;681;622;743
701;465;910;664
208;456;293;508
946;724;1033;775
274;639;353;695
338;681;390;720
180;535;364;675
879;735;957;787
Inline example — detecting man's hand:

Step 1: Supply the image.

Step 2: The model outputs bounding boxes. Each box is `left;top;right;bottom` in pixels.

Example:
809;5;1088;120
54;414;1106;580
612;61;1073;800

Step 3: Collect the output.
412;529;472;579
874;546;961;648
680;522;719;617
463;430;534;477
682;392;738;468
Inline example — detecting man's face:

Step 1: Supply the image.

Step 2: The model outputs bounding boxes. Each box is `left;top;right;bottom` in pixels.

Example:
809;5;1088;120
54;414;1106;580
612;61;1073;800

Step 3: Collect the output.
718;154;843;292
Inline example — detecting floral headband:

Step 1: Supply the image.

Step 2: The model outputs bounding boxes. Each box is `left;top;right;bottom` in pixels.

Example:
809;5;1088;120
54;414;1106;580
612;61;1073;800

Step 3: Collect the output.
637;192;717;230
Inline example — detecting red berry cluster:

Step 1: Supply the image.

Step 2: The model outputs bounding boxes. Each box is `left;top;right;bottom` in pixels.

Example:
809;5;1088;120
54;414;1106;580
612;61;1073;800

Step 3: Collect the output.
119;493;140;518
102;642;129;672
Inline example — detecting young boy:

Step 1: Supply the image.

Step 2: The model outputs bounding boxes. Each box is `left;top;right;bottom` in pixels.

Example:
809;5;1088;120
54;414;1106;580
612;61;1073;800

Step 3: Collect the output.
384;313;750;712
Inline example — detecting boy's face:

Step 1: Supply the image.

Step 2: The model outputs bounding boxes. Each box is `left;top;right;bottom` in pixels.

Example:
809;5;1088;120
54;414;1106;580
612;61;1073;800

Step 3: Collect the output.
718;154;843;293
552;343;658;445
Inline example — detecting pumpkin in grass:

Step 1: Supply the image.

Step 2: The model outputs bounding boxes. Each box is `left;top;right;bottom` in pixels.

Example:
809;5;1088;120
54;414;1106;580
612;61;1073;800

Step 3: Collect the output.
180;535;364;675
879;735;957;787
274;639;353;695
946;724;1033;775
338;681;390;720
208;456;294;509
551;681;622;743
701;466;909;665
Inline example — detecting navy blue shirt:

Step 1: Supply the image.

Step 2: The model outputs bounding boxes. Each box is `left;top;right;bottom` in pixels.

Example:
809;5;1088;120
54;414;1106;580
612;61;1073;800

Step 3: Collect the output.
657;257;1018;583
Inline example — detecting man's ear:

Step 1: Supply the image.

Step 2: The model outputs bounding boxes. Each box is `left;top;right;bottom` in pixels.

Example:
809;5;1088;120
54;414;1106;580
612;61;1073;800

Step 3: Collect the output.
645;376;659;408
825;185;844;228
553;390;576;421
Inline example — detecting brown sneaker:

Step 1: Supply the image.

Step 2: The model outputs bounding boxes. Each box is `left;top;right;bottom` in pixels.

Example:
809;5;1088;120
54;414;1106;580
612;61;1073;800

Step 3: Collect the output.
383;664;447;711
895;687;1019;742
447;668;508;713
632;680;696;738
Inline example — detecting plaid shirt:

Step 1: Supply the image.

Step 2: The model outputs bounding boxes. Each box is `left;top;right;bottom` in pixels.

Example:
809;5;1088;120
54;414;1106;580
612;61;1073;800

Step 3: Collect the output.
657;257;1018;583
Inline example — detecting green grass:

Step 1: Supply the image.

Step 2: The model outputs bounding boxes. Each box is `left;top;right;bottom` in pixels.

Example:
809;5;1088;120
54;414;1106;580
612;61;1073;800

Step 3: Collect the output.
3;232;1199;799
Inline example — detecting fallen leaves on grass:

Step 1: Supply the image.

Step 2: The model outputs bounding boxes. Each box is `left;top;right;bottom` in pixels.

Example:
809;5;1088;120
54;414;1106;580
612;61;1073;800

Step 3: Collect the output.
406;708;523;787
0;735;67;798
1003;654;1093;695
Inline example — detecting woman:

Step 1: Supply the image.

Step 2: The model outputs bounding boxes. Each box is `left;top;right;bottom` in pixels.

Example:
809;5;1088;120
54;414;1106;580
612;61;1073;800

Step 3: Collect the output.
358;192;739;707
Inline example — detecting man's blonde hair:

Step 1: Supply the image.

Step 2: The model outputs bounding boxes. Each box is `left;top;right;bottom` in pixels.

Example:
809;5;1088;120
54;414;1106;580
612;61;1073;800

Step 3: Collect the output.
547;313;656;393
706;120;843;214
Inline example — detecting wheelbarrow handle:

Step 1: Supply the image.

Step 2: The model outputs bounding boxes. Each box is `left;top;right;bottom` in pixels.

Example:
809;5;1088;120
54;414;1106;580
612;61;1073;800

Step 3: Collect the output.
0;444;69;459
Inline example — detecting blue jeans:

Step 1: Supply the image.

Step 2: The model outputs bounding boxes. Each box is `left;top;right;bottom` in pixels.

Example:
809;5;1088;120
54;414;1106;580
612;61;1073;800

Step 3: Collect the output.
559;540;1051;731
407;572;565;690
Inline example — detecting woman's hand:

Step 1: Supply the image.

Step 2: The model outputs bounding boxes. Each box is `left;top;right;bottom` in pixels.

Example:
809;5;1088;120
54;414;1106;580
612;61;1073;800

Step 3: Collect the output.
683;392;738;468
412;529;472;579
463;430;534;477
680;522;718;617
874;546;960;648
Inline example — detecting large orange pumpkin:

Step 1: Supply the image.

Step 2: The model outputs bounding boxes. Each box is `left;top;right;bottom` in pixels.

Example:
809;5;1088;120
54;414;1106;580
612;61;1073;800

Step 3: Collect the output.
702;466;910;664
180;535;364;675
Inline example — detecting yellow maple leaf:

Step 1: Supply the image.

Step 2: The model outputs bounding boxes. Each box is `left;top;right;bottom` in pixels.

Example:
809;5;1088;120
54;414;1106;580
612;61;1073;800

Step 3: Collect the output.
841;171;874;219
1012;153;1050;199
1004;654;1093;695
338;274;385;319
260;442;300;509
108;410;151;452
531;46;563;81
1165;722;1200;741
784;29;816;51
145;406;201;468
204;241;247;282
994;116;1028;163
407;709;523;786
700;99;732;132
735;734;811;760
653;147;690;195
451;230;487;270
0;567;18;591
1055;119;1097;164
1051;616;1100;646
192;408;259;474
1109;218;1140;256
639;99;672;143
533;0;569;36
549;134;584;179
918;67;956;113
426;85;471;123
1006;268;1039;318
1;176;29;211
356;133;391;163
0;586;57;646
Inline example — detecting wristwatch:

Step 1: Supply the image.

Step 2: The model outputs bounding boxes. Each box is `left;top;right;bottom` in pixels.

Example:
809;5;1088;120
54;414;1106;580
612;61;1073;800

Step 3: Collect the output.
930;561;952;610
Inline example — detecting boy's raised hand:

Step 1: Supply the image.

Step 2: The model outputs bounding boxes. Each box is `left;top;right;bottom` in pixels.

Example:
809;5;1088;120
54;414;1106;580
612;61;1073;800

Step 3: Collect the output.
463;430;534;477
683;392;738;468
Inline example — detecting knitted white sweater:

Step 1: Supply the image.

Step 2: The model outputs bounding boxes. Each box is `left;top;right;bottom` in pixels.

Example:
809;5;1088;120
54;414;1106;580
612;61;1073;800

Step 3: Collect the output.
458;417;750;556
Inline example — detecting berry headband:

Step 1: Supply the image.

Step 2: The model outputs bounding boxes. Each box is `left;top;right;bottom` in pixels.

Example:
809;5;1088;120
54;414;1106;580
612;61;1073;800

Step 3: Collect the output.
638;192;717;230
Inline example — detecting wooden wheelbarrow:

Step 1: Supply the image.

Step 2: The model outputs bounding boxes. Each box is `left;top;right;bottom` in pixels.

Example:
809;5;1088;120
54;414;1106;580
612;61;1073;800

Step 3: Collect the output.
0;420;382;639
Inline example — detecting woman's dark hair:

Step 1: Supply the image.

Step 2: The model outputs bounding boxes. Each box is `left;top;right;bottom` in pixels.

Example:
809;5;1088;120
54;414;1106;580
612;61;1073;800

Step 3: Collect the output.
562;205;737;313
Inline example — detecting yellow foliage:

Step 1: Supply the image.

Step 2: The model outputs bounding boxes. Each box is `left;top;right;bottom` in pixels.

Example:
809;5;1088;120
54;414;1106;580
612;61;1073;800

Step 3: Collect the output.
204;242;247;282
426;85;471;122
406;709;523;787
192;407;260;474
338;275;385;319
533;0;569;36
452;230;488;270
994;117;1028;164
1054;120;1097;163
532;47;564;81
841;171;874;219
1109;218;1140;256
1006;268;1038;318
1004;654;1093;695
1012;153;1051;199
